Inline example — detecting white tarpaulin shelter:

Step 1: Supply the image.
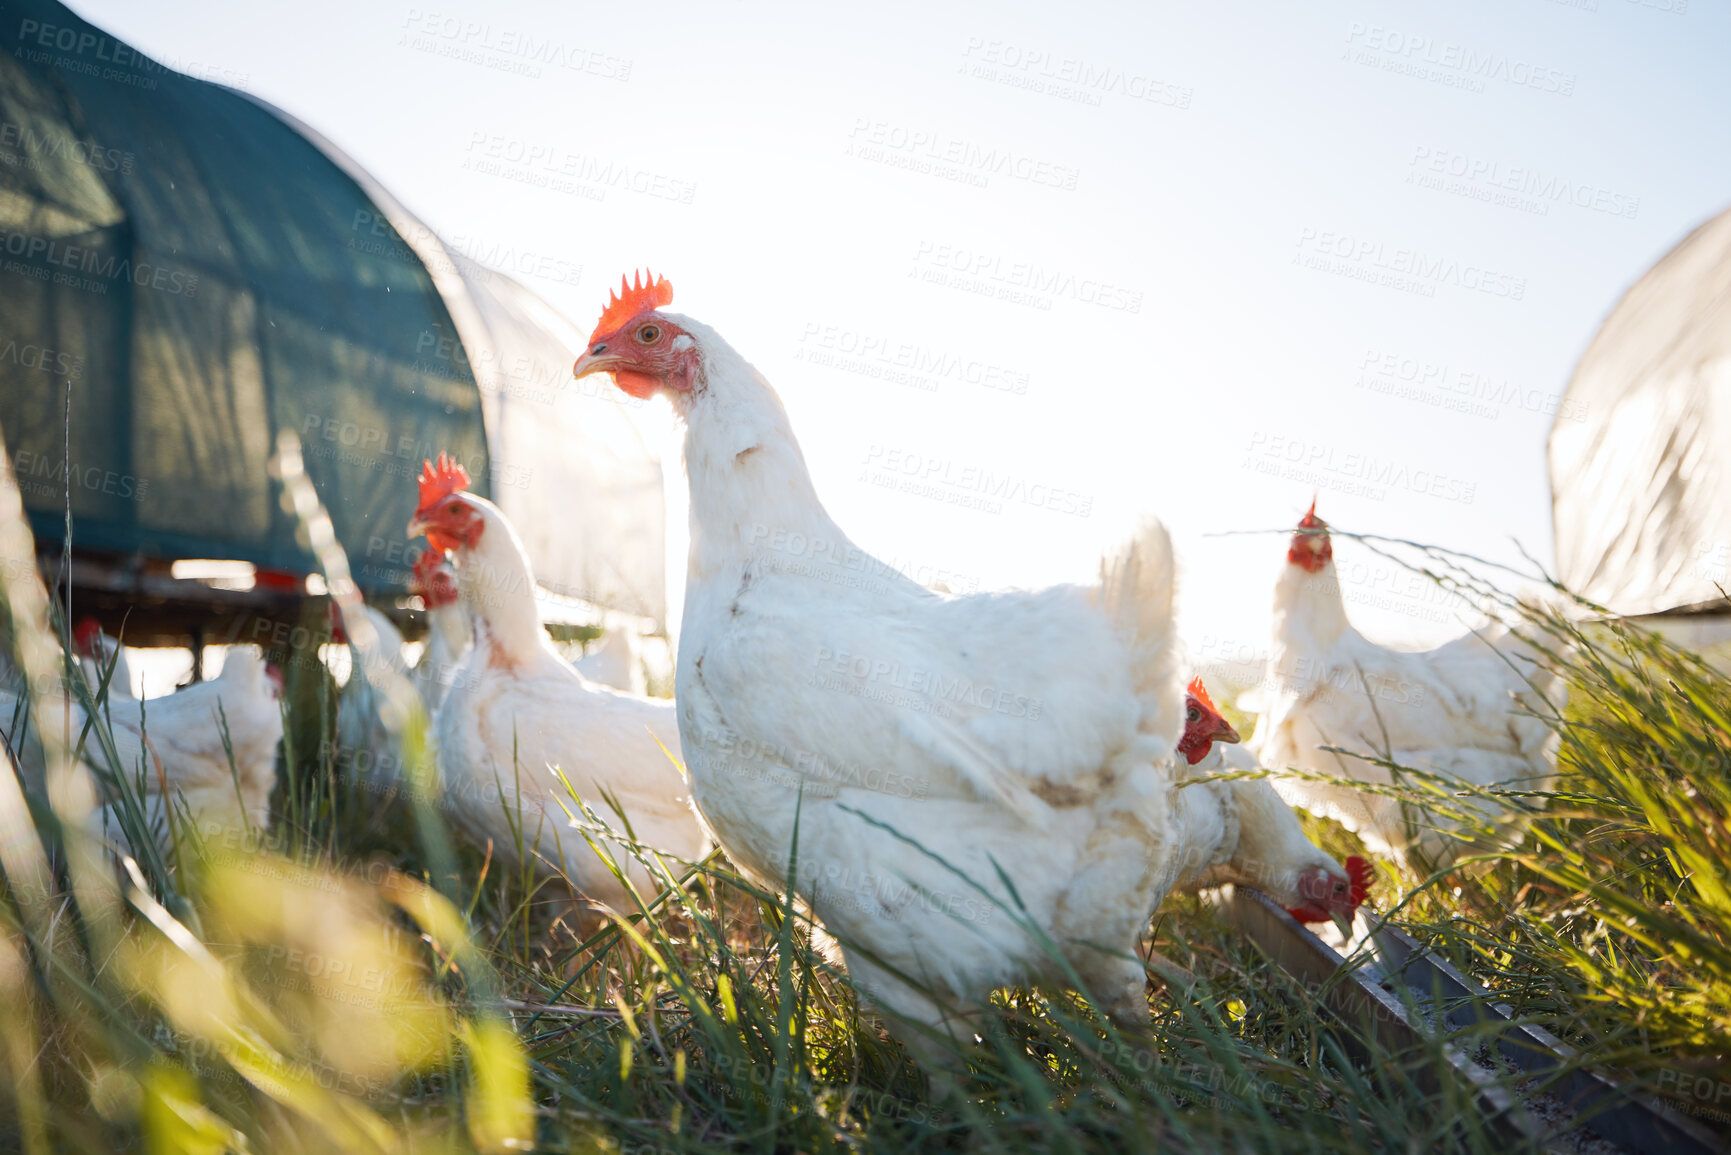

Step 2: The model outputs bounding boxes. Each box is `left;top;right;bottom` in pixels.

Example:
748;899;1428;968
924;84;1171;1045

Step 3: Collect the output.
454;250;668;628
266;102;667;629
1550;205;1731;619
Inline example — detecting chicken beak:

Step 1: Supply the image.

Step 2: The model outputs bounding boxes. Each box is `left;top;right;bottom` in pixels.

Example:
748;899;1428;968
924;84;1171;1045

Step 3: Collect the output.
1330;910;1356;941
1214;720;1241;745
406;513;432;540
572;350;620;380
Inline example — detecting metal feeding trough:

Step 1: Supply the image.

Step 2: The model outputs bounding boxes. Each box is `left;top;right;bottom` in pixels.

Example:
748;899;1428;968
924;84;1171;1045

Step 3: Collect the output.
1221;885;1727;1155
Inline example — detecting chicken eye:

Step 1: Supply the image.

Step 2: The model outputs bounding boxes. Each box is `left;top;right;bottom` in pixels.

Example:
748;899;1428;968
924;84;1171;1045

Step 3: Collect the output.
1186;707;1200;723
447;502;463;514
638;324;661;343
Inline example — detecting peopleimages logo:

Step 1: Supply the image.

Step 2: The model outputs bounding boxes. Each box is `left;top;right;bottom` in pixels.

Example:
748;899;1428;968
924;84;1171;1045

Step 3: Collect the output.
398;9;632;80
911;240;1144;313
1407;147;1639;220
862;444;1095;518
1354;347;1587;424
0;121;134;175
1343;23;1577;96
13;18;170;88
461;131;696;205
1294;228;1526;302
0;339;82;378
1242;431;1478;506
846;118;1081;191
0;228;199;297
797;321;1030;397
810;645;1044;721
10;449;149;503
958;38;1194;110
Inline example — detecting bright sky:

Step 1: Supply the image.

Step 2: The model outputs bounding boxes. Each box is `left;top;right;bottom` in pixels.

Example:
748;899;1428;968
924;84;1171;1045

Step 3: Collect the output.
71;0;1731;670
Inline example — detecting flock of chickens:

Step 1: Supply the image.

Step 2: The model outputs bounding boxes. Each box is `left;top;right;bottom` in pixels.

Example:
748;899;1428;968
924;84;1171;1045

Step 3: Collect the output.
3;270;1565;1069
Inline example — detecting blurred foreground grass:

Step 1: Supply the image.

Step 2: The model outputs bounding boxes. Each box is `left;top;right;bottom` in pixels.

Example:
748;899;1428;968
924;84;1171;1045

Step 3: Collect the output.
0;451;1727;1152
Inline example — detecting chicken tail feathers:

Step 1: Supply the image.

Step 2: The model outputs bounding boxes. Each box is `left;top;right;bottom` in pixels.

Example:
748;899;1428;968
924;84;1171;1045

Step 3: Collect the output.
1098;517;1182;750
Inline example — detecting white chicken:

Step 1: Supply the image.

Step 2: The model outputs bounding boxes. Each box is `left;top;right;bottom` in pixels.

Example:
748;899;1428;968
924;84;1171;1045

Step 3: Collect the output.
1170;679;1370;925
406;454;709;909
3;645;283;855
331;600;413;789
409;548;472;715
571;271;1360;1064
574;627;647;696
73;618;134;699
1250;502;1564;870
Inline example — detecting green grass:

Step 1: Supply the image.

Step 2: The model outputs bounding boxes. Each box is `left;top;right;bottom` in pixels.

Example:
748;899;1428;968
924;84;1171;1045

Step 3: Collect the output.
1;464;1729;1151
1388;604;1731;1089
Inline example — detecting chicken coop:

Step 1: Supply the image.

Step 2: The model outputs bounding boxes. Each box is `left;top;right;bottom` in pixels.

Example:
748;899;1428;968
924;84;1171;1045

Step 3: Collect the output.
1549;202;1731;652
0;0;666;665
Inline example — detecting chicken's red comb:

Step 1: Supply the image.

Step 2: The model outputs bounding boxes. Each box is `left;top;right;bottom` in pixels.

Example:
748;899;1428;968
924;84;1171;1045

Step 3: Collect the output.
417;453;471;511
73;617;104;655
589;270;673;344
1186;676;1221;715
1345;855;1373;909
1297;496;1326;531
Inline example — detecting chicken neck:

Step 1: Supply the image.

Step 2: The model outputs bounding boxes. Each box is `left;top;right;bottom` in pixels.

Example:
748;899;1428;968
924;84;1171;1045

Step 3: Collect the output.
1272;557;1351;653
456;505;545;664
677;321;855;586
